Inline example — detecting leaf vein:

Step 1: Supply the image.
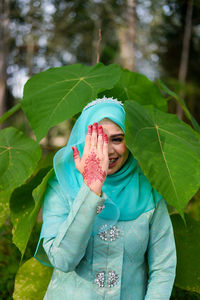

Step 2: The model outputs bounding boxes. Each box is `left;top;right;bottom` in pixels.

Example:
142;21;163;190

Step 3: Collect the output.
156;125;179;201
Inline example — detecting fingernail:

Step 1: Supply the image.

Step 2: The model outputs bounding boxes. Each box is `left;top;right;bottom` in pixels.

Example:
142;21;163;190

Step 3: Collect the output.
87;124;92;135
72;146;79;158
98;126;103;135
93;122;98;131
103;134;108;143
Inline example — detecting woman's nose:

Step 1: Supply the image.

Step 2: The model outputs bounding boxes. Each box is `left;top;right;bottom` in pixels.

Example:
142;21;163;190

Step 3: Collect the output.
108;142;115;155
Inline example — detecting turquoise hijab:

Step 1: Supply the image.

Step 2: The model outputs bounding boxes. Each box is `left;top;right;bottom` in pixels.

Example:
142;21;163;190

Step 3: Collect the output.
35;97;163;266
53;97;162;230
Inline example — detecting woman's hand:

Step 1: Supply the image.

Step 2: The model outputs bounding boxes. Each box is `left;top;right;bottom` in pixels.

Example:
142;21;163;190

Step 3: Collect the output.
72;123;109;195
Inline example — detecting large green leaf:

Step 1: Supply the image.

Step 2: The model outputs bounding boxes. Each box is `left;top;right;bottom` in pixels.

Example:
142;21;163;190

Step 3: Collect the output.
0;127;41;225
11;168;53;257
22;63;121;140
124;101;200;215
172;214;200;294
99;69;167;111
13;258;52;300
157;79;200;133
0;127;41;191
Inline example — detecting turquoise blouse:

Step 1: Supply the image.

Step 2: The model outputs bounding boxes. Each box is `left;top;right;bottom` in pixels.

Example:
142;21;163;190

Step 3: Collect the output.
41;181;177;300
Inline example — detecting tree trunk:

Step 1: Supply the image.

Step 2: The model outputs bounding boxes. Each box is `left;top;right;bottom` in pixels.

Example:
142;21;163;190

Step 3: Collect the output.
26;0;35;77
176;0;193;120
117;0;136;71
26;34;35;77
91;2;102;65
0;0;10;126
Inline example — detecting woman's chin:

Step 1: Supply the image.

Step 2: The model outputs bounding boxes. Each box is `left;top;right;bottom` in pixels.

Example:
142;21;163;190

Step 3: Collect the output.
107;164;120;175
107;169;115;175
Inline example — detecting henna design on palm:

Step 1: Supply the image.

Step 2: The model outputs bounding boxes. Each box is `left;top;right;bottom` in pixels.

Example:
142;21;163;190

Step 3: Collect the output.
82;151;106;185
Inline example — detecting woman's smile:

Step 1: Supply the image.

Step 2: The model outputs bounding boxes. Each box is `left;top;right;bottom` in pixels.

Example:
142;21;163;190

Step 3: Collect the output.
99;118;129;175
109;157;118;168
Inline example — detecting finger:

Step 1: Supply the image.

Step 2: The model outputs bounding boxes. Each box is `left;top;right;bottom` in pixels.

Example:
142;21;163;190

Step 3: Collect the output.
83;124;92;154
103;134;108;156
97;125;103;153
72;146;81;170
91;122;98;148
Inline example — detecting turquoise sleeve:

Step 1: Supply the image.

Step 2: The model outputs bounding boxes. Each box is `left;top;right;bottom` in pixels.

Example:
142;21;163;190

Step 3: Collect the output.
145;199;177;300
42;182;105;273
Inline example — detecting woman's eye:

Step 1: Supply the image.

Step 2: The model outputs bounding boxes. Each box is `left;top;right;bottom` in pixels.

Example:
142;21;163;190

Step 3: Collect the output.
112;138;123;143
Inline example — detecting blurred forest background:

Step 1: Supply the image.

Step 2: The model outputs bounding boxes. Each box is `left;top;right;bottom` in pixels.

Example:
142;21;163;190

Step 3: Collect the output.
0;0;200;299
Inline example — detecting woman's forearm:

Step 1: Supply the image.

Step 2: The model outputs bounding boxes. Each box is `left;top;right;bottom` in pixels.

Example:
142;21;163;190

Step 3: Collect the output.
43;182;105;272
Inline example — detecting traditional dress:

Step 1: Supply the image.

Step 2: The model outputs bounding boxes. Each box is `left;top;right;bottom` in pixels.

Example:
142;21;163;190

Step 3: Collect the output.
35;97;177;299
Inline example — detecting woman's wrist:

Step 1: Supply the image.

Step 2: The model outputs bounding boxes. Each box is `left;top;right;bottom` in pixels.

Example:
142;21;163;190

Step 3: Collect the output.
89;186;102;197
94;191;102;197
83;180;102;197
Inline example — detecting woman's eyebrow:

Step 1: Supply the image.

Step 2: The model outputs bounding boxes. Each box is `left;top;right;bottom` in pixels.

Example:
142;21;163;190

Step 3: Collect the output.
110;133;124;138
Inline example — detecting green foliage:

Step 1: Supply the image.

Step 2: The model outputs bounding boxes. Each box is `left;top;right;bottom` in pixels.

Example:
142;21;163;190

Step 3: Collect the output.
0;189;13;228
10;168;53;259
171;286;200;300
22;63;121;141
0;223;21;300
171;214;200;294
157;79;200;133
0;221;43;300
1;63;200;297
0;127;41;191
0;127;41;226
13;258;52;300
186;190;200;222
100;69;168;112
124;100;200;216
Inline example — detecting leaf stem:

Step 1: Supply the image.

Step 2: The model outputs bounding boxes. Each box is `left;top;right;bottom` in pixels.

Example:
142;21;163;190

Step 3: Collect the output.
0;102;22;125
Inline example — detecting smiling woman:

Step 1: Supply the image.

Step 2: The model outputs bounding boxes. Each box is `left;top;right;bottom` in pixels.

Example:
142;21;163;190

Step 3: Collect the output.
99;118;129;175
34;96;177;300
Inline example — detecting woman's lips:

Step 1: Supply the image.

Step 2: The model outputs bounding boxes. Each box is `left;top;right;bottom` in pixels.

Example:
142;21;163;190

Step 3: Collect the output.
109;158;118;168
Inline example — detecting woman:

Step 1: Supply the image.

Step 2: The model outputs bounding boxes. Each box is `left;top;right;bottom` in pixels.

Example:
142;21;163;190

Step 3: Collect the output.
35;96;177;300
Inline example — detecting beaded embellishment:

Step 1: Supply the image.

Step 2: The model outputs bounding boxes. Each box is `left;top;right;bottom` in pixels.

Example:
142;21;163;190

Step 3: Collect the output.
83;96;123;111
108;271;119;287
96;205;105;214
98;225;120;241
95;271;105;287
94;270;119;288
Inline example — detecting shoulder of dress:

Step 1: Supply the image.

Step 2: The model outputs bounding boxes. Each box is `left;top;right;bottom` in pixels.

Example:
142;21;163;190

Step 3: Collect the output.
134;207;156;222
46;171;69;201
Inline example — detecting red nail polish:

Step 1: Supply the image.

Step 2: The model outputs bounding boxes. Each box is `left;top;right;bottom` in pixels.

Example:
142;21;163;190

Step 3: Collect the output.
99;126;103;135
93;123;98;131
72;146;79;158
103;134;108;143
87;125;92;135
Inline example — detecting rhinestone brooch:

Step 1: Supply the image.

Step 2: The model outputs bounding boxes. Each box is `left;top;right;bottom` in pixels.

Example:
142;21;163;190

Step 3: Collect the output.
108;271;119;288
95;271;105;287
94;270;119;288
98;225;120;241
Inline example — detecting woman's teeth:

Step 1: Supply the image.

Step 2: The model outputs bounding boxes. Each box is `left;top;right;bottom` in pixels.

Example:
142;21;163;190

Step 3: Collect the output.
109;158;118;164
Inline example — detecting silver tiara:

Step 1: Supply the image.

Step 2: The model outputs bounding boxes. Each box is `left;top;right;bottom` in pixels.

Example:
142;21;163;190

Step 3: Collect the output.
83;96;123;110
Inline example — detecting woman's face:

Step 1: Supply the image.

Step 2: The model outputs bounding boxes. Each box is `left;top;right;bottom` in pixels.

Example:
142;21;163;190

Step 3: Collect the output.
99;119;129;175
